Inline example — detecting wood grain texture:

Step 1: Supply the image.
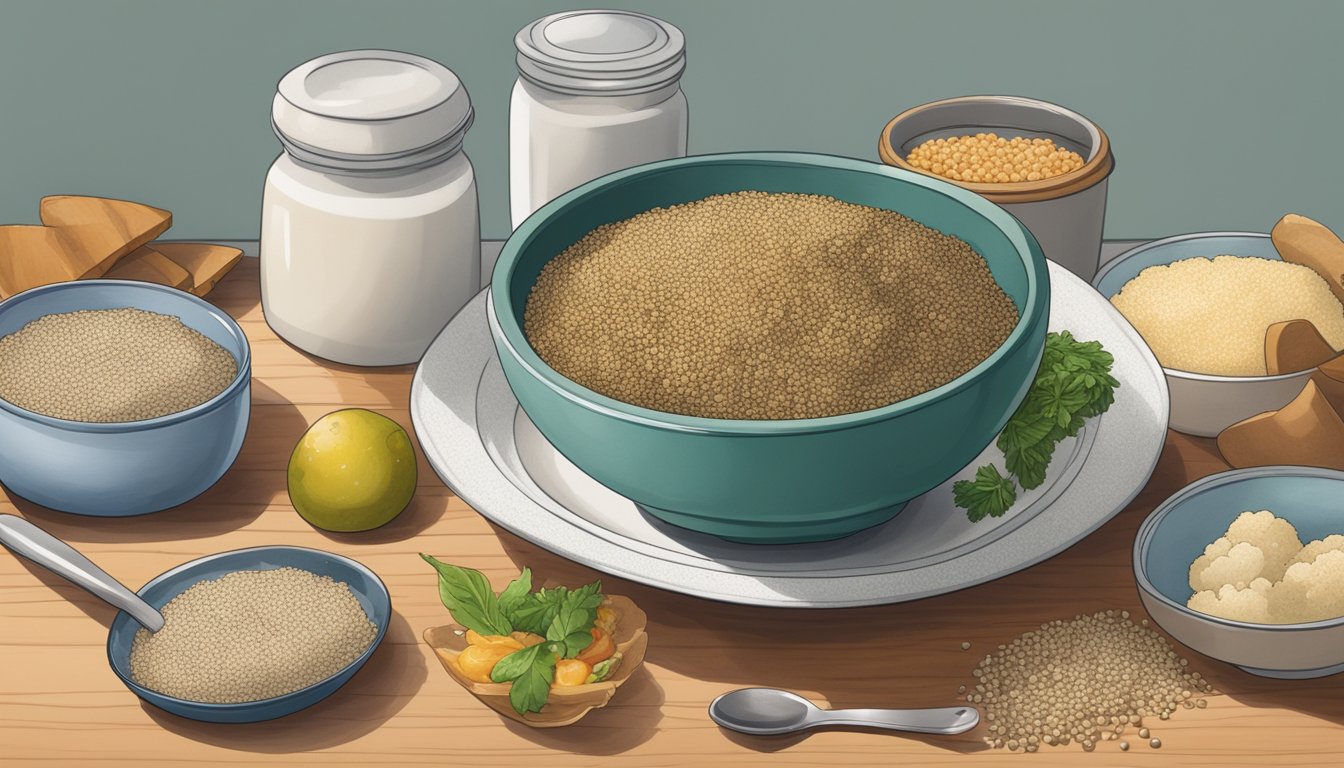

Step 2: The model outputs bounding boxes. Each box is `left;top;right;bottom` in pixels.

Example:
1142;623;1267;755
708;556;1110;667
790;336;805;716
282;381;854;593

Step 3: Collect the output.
2;259;1343;766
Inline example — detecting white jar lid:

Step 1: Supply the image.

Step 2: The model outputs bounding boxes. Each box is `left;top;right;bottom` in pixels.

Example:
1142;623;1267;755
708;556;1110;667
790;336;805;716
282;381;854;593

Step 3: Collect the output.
516;10;686;95
272;49;473;160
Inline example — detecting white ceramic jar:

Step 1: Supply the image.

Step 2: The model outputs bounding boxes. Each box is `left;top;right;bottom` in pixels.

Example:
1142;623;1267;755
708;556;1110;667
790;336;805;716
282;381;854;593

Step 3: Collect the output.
510;10;688;229
262;50;480;366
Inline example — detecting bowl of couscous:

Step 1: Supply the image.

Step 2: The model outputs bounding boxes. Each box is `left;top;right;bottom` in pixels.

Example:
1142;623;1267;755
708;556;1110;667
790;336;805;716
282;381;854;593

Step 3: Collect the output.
0;280;250;515
490;152;1050;544
1093;232;1334;436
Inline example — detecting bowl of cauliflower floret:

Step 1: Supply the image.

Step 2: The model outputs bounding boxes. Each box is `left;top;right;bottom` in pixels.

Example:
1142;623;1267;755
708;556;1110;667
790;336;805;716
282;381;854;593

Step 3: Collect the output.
1134;465;1344;678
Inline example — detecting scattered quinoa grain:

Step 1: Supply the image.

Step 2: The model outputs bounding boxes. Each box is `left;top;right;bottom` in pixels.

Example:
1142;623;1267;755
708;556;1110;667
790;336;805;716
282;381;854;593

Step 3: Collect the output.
129;567;376;703
523;191;1018;420
1151;738;1162;749
0;307;236;422
965;610;1213;752
906;133;1085;184
1120;741;1130;751
961;641;972;650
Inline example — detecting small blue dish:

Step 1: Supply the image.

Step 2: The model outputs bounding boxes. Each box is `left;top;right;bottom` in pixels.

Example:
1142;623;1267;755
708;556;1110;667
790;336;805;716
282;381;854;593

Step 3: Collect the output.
107;546;392;723
0;280;250;516
1135;466;1344;678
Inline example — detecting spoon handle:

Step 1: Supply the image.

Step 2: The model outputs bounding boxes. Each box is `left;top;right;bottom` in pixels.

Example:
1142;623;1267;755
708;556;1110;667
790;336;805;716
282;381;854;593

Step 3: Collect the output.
823;705;980;735
0;514;164;632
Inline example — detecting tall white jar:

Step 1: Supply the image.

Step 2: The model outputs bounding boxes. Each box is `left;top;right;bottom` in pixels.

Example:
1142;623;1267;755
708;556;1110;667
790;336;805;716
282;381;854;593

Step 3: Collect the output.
510;10;688;229
261;50;480;366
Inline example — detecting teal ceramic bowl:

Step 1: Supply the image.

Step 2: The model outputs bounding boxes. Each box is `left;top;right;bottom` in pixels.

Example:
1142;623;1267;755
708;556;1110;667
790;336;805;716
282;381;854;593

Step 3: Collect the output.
489;152;1050;544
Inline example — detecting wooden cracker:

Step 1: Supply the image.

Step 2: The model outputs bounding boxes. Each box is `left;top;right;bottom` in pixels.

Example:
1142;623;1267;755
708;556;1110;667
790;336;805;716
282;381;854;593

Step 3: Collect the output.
151;242;243;296
38;195;172;279
104;246;192;289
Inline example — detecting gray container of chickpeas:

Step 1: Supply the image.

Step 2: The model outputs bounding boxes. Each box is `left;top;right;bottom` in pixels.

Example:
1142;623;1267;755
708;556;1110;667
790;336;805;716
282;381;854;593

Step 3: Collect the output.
880;95;1114;281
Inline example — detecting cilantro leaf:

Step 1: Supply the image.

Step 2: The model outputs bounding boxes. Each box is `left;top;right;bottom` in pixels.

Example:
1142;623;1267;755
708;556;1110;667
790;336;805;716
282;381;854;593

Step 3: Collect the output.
490;643;556;715
507;580;604;636
956;331;1119;521
953;464;1017;522
1005;438;1055;491
420;554;512;636
546;606;596;658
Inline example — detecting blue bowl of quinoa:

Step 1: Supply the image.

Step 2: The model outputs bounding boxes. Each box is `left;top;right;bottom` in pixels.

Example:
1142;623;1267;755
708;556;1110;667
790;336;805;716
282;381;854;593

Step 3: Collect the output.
0;280;250;516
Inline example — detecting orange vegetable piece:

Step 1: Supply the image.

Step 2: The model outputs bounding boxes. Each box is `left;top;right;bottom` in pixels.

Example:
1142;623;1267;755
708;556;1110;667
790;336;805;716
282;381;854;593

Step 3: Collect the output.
595;605;618;635
553;658;592;687
576;627;615;666
465;630;524;651
456;644;518;683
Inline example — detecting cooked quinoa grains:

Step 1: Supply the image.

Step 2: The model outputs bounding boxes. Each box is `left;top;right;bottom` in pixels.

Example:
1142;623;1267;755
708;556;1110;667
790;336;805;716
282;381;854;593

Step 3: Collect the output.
967;610;1213;752
129;567;377;703
1111;255;1344;376
906;133;1085;184
523;191;1019;420
0;307;236;421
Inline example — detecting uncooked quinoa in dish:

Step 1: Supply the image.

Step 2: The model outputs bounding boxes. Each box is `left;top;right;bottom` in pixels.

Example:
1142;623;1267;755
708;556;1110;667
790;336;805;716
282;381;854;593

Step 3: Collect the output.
523;191;1020;420
0;307;237;422
129;567;377;704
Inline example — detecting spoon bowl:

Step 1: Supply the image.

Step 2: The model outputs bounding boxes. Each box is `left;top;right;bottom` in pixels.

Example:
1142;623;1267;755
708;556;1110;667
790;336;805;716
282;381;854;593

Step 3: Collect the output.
708;687;979;737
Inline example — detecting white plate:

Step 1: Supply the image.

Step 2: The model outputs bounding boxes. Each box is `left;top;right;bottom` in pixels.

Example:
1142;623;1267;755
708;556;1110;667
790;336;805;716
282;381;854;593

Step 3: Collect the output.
410;262;1169;607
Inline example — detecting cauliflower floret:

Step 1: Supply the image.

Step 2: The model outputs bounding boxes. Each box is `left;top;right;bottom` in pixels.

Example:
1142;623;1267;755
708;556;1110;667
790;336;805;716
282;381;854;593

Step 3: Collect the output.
1188;537;1233;591
1225;510;1302;582
1187;579;1273;623
1189;541;1265;592
1270;549;1344;623
1292;534;1344;566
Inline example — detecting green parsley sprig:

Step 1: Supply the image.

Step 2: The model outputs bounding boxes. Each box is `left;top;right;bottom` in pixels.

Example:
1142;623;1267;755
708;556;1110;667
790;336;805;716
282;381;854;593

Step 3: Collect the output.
421;555;605;714
954;331;1119;522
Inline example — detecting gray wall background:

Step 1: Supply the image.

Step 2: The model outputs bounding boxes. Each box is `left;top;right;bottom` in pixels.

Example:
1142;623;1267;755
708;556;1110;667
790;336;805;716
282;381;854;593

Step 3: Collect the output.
2;0;1339;240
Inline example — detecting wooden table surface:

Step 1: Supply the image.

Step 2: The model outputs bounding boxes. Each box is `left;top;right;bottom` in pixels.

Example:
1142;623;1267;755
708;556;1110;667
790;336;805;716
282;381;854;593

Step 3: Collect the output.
2;258;1342;767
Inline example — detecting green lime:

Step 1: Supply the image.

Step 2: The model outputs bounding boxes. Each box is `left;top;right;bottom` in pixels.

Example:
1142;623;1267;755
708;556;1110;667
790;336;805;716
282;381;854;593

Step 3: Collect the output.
288;408;416;532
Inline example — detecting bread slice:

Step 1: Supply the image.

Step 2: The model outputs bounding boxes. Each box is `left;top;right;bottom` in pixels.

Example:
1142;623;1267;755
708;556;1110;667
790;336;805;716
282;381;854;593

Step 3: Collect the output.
152;242;243;296
38;195;172;279
104;246;192;289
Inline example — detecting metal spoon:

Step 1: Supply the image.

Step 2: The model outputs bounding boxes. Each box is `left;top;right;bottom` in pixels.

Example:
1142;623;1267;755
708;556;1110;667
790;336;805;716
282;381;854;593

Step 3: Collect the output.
709;687;979;736
0;514;164;631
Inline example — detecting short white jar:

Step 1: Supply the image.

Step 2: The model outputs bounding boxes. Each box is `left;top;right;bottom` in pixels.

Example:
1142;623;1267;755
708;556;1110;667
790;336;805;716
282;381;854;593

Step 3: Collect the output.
510;10;688;229
261;50;480;366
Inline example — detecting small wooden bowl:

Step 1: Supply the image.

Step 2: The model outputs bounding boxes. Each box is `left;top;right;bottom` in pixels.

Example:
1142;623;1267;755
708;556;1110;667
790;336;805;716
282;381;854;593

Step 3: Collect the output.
423;595;648;727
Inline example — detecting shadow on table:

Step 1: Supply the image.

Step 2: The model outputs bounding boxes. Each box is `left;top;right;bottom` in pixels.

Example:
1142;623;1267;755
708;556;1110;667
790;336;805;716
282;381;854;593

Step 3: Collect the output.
4;383;305;544
498;666;665;755
491;525;989;754
142;611;428;752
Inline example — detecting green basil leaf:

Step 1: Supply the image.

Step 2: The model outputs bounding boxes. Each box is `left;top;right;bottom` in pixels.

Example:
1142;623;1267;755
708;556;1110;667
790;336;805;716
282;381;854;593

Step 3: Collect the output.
498;567;533;625
420;554;512;636
490;644;556;715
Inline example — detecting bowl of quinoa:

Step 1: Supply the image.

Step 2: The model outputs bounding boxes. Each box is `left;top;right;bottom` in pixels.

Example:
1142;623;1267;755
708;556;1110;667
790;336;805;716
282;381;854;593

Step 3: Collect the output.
107;545;391;723
0;280;250;515
1093;232;1333;436
489;152;1050;544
